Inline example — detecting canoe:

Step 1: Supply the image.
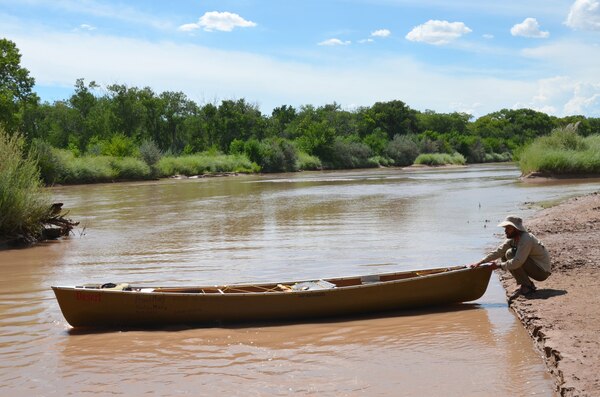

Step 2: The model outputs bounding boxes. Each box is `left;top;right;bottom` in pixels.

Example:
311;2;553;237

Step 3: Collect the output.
52;265;493;328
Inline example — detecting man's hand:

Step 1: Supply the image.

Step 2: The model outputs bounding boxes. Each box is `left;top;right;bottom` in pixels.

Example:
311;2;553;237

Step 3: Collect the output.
470;261;499;270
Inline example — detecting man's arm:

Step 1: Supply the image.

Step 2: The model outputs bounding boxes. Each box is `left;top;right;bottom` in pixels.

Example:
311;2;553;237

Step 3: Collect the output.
471;239;511;267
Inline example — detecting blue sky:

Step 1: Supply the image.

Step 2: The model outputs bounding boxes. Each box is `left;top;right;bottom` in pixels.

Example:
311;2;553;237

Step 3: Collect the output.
1;0;599;117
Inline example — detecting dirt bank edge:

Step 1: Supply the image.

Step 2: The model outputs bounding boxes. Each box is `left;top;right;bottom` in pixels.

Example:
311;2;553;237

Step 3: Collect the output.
497;191;600;397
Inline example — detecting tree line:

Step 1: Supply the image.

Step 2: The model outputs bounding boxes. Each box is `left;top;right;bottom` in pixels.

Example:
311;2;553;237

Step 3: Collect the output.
3;37;600;174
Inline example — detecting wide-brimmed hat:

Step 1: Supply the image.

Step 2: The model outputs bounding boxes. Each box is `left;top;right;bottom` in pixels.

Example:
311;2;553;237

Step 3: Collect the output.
498;215;527;232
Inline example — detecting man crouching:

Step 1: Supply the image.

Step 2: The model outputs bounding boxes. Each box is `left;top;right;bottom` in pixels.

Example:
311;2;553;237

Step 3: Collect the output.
472;215;551;296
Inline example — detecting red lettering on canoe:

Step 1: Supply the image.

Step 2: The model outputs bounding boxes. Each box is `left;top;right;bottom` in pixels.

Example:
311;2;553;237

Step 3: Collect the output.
75;291;102;303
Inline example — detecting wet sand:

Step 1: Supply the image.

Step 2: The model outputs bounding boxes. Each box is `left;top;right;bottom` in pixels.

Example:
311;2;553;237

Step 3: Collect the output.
497;191;600;397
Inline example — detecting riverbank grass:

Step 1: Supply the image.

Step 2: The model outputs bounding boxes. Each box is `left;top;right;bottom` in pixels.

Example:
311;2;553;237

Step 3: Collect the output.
519;126;600;176
414;152;466;166
156;153;260;177
0;129;51;241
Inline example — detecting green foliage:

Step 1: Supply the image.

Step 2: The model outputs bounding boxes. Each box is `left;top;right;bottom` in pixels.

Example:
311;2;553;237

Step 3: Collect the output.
229;138;245;155
519;125;600;175
29;144;154;184
469;108;556;147
384;134;419;166
365;100;418;138
99;134;139;157
417;110;471;135
139;139;162;166
363;128;388;155
29;139;64;185
0;128;50;240
0;39;39;133
62;155;116;183
414;152;466;166
156;153;259;176
232;137;299;172
110;157;151;180
327;138;376;169
295;120;336;159
484;152;512;163
256;138;299;173
296;151;322;170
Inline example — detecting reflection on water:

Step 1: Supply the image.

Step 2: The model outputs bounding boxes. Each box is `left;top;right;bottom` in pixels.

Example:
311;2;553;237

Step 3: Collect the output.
2;164;596;396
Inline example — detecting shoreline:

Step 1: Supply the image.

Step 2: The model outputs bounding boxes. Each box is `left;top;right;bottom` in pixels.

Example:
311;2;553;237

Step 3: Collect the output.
496;191;600;397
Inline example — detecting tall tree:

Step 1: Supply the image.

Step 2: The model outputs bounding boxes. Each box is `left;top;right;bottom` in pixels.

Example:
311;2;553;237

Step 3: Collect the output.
0;38;39;133
366;100;418;139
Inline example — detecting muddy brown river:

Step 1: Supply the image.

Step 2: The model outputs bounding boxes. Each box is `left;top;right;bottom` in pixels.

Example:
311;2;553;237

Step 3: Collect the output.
2;164;599;396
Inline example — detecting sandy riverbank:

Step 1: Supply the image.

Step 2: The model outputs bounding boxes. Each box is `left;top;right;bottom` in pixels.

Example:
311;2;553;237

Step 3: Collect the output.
497;191;600;397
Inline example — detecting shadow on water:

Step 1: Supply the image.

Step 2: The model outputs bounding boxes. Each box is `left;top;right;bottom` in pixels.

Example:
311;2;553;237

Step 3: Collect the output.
66;302;486;335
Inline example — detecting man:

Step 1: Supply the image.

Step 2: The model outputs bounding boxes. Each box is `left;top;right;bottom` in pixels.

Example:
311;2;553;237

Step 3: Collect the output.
472;215;551;296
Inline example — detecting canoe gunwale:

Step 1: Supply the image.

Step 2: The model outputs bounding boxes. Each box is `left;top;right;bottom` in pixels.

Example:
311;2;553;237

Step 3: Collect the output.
51;265;472;297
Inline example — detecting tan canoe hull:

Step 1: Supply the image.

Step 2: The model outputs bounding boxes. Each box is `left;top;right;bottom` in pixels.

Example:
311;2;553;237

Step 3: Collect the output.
52;266;493;328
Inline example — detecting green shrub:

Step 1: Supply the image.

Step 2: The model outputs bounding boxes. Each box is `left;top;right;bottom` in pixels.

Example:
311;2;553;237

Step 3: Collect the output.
86;134;139;157
370;155;393;167
139;139;162;166
297;151;322;170
384;135;419;166
484;152;512;163
110;157;151;180
257;138;298;173
363;129;388;155
328;139;376;169
0;129;51;240
414;152;466;166
30;139;65;185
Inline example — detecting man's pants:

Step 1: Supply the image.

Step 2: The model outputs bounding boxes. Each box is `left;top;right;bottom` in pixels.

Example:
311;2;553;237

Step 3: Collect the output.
505;249;551;286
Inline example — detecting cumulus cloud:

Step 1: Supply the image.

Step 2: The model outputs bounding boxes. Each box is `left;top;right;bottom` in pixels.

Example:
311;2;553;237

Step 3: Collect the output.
371;29;391;38
405;20;472;45
510;17;550;38
527;76;600;116
179;11;257;32
565;0;600;30
318;38;351;46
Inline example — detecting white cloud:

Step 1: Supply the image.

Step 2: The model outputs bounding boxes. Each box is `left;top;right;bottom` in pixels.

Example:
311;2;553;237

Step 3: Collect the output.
371;29;391;38
78;24;96;31
482;34;494;39
179;11;257;32
521;40;600;81
526;76;600;116
318;38;351;46
358;38;375;44
405;20;472;45
178;23;199;32
565;0;600;30
510;17;550;38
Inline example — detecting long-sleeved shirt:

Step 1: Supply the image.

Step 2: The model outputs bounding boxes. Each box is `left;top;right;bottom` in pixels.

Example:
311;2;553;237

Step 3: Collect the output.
481;232;551;273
